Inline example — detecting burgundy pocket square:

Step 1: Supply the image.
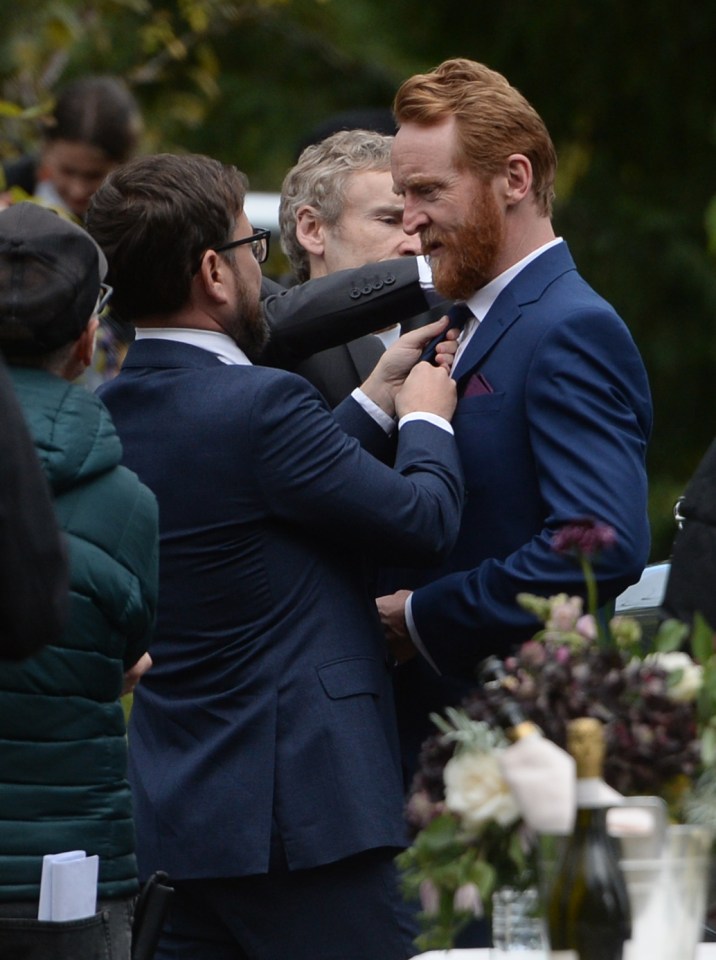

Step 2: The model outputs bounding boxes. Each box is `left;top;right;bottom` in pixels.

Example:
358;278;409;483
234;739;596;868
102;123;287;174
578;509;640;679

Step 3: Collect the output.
462;372;494;397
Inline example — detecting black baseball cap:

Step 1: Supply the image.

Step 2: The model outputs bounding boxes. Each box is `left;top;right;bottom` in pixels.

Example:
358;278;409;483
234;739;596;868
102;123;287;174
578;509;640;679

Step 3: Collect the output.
0;202;107;354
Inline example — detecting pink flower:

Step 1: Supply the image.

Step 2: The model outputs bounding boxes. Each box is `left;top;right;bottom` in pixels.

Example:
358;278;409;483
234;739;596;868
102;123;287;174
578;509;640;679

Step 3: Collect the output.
552;518;617;557
405;789;442;829
577;614;598;640
453;882;484;917
420;879;440;916
547;595;583;632
554;644;572;664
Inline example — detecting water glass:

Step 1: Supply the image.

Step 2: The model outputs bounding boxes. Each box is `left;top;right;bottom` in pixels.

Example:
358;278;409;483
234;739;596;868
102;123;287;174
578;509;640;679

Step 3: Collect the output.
620;824;712;960
491;886;549;958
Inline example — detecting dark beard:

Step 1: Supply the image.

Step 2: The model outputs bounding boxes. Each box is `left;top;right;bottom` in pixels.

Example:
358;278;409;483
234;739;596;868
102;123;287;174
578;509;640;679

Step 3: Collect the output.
222;264;270;362
234;297;270;362
425;183;504;301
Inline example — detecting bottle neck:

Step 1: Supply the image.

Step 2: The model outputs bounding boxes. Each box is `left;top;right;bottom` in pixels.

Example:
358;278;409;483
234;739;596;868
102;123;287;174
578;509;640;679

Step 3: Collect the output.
509;719;541;742
576;778;603;807
496;700;541;741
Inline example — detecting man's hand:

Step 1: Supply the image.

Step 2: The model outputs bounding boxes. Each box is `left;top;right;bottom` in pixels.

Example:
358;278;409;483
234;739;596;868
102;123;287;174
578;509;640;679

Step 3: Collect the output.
360;316;459;416
122;652;153;697
395;361;458;422
377;590;416;664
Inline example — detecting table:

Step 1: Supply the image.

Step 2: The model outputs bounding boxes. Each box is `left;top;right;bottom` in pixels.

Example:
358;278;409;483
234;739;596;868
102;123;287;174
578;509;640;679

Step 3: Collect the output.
410;946;716;959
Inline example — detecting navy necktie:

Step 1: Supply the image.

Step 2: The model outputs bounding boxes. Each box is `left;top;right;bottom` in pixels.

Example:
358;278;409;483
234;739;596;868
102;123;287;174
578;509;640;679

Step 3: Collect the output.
419;301;474;363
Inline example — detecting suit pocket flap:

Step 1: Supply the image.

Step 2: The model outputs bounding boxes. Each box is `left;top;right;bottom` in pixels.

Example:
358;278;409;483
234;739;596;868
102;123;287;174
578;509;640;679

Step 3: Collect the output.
318;657;380;699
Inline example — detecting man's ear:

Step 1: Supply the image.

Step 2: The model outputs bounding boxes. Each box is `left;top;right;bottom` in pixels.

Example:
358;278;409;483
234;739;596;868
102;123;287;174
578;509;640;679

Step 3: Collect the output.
60;315;100;380
504;154;532;206
75;315;100;369
295;206;326;256
195;249;231;305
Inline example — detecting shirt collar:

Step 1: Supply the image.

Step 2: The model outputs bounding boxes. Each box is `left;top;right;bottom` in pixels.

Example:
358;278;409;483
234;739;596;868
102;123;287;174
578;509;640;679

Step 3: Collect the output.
466;237;564;321
134;327;252;365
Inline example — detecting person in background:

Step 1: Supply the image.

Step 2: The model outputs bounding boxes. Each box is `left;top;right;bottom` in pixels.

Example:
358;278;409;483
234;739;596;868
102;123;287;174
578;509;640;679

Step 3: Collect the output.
1;75;143;385
378;58;653;784
278;128;421;405
1;75;142;222
0;355;68;660
0;202;158;960
86;151;463;960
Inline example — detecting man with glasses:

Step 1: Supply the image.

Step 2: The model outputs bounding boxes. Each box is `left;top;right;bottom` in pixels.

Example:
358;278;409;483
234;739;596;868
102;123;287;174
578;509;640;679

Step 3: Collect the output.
0;201;158;959
86;152;464;960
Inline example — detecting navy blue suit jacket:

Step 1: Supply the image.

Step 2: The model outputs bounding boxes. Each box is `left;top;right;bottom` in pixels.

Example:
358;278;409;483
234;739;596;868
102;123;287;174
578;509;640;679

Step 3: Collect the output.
99;340;464;881
391;243;653;773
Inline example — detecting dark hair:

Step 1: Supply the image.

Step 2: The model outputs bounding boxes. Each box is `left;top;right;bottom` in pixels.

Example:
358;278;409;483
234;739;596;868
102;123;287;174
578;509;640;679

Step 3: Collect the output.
85;153;248;323
46;76;142;162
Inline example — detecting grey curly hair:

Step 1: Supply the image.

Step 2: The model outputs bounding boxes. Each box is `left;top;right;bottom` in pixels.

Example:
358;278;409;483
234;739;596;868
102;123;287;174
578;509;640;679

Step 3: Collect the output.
279;128;394;282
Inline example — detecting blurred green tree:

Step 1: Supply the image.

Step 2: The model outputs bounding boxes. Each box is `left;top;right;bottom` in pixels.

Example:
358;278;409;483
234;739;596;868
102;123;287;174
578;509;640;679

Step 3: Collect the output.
2;0;715;560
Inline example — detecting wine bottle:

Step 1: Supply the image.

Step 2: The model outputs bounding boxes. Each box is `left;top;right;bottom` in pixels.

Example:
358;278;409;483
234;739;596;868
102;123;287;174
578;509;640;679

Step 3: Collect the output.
478;655;542;741
546;717;631;960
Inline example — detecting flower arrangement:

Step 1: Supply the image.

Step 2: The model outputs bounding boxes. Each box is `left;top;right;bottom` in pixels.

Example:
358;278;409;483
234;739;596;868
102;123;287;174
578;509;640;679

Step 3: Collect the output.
398;519;716;951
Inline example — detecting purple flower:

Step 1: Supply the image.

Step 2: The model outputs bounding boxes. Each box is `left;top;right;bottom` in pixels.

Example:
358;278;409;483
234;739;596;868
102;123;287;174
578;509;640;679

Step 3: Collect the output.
551;518;617;557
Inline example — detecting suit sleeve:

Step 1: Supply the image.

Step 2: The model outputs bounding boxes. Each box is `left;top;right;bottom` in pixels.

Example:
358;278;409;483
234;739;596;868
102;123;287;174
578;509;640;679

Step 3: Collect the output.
110;471;159;671
410;308;653;672
260;258;427;368
249;373;464;567
0;360;69;660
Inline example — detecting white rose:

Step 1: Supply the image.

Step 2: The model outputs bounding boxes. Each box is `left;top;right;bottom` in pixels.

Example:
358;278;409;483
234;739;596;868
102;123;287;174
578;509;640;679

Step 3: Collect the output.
645;651;703;703
443;748;520;831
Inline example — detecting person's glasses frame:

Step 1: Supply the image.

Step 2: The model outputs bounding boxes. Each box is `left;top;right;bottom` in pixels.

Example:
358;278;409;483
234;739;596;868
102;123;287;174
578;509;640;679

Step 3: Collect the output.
96;282;113;315
213;229;271;265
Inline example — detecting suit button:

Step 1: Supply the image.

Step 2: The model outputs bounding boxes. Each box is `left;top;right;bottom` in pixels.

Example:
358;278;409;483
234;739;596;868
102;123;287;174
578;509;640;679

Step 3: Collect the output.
384;274;396;285
362;284;372;295
371;279;383;290
350;288;361;299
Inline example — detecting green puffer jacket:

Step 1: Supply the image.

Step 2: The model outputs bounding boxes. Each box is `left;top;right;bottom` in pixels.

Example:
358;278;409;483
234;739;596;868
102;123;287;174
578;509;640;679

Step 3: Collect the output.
0;368;159;903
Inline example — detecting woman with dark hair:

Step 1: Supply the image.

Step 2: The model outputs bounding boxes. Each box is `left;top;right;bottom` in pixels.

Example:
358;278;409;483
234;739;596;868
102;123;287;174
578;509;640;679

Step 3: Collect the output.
1;75;142;221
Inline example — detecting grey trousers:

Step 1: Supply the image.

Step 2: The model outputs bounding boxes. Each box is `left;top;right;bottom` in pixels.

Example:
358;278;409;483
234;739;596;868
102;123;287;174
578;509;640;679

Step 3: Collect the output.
0;896;134;960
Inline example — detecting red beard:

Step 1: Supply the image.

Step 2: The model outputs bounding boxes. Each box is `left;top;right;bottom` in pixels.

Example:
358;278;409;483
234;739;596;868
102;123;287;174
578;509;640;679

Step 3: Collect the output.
424;181;505;301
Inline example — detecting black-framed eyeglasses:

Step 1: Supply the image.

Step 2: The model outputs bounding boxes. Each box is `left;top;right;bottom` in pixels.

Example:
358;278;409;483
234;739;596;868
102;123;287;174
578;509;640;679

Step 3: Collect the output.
95;282;113;315
214;229;271;265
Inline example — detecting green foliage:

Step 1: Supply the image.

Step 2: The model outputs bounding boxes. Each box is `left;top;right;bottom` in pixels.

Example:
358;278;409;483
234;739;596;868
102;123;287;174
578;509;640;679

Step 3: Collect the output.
2;0;715;552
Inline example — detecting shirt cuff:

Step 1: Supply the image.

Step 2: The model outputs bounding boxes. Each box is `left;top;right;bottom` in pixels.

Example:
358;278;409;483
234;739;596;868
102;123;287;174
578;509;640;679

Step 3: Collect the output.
405;593;442;675
351;387;396;435
398;411;454;435
417;255;434;290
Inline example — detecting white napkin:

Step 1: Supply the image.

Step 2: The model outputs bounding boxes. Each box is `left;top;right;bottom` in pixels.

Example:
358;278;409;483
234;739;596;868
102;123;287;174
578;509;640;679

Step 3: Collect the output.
38;850;98;921
498;733;576;834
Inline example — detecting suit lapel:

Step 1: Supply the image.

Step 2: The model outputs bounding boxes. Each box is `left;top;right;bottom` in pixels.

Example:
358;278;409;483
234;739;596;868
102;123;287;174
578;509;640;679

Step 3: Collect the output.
345;335;384;383
452;292;521;382
452;242;577;382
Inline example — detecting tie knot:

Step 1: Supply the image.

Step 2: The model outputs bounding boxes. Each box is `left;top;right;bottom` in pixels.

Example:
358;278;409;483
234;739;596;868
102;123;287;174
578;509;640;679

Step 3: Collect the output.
419;301;474;364
446;302;473;331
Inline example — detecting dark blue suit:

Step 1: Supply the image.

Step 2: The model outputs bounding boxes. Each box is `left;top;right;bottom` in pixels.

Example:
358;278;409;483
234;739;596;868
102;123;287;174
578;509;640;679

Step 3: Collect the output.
392;242;653;776
99;339;463;958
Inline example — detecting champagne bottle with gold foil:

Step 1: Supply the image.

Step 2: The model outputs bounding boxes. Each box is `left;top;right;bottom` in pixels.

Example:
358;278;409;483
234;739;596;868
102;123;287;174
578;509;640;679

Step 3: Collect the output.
546;718;631;960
